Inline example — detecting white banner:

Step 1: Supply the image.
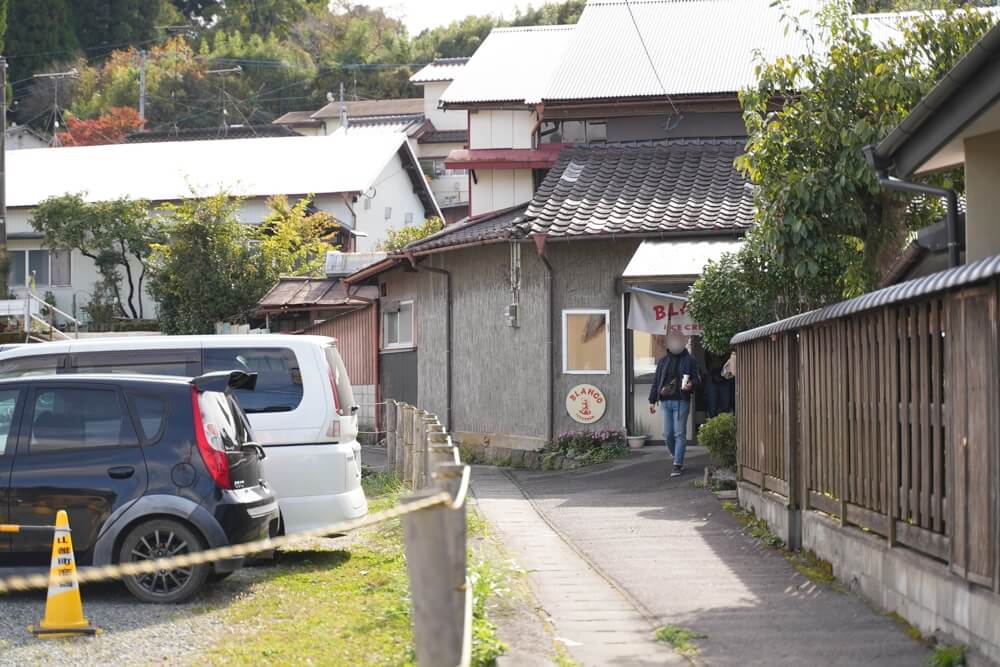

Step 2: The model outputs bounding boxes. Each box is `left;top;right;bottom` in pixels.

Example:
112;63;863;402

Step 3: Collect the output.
627;292;702;336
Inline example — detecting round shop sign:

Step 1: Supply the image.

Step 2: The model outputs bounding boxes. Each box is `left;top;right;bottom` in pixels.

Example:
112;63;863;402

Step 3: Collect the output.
566;384;607;424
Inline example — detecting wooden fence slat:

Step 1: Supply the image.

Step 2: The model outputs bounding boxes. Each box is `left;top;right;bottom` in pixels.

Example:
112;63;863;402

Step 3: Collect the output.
919;303;932;529
902;307;913;523
889;306;899;546
931;300;943;534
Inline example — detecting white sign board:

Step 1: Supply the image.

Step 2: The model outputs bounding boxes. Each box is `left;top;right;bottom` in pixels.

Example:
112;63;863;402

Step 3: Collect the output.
566;384;607;424
627;292;702;336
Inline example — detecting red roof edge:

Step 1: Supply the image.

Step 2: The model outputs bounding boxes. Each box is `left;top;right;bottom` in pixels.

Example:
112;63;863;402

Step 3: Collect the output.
445;144;565;170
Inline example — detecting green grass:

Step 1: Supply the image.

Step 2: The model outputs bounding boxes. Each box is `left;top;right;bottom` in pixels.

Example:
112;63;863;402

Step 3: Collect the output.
927;643;966;667
654;625;706;657
886;611;928;644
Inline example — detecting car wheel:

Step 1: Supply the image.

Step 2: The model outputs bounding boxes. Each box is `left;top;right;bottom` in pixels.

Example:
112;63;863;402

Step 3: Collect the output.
119;519;210;604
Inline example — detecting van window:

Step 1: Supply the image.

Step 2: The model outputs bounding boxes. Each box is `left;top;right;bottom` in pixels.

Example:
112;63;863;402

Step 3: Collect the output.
30;387;138;452
325;345;356;413
0;389;21;455
203;348;303;414
0;354;64;379
72;350;200;377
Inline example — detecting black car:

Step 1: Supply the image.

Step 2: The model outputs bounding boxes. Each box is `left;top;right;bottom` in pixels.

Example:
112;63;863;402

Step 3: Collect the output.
0;371;279;603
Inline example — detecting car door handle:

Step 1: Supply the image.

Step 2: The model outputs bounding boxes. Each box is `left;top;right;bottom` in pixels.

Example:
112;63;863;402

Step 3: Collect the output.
107;466;135;479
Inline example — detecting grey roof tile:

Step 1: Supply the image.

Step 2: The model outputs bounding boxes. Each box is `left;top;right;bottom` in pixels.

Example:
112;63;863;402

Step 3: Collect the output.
519;140;754;237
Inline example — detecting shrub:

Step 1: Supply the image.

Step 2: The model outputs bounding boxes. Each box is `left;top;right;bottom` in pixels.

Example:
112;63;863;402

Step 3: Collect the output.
545;429;627;466
698;413;737;468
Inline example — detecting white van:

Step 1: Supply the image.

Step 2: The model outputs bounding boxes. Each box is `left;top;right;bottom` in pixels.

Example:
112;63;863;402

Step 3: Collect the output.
0;335;367;534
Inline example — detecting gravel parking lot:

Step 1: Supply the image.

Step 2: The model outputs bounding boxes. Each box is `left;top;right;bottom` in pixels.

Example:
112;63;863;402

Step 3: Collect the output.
0;542;343;666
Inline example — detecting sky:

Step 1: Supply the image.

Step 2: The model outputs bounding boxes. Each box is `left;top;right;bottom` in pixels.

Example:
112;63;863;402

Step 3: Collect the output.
361;1;536;34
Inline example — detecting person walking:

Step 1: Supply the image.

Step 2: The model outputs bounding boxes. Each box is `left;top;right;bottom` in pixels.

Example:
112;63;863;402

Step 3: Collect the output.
649;333;700;477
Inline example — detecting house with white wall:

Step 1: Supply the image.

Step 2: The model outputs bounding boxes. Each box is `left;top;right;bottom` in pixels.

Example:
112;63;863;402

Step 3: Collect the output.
439;26;575;217
5;130;439;322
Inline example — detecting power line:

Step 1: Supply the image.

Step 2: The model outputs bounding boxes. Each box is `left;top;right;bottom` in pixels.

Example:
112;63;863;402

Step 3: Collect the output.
622;0;682;129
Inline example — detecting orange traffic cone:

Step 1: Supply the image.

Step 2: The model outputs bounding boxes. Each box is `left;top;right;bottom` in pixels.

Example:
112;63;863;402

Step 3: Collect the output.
28;510;100;638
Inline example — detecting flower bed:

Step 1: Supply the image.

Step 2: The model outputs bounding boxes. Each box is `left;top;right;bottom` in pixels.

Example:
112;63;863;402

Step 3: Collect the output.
541;429;628;469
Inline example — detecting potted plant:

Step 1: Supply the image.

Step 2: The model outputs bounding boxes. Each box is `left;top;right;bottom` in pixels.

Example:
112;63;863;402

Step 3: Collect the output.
626;433;646;449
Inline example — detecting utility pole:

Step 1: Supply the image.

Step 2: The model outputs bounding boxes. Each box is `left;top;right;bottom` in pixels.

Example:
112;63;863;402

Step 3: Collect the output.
0;57;7;297
33;69;79;146
138;49;146;124
339;81;348;130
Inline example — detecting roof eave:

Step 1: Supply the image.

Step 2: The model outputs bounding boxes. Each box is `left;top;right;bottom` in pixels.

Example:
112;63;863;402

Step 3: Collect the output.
873;23;1000;177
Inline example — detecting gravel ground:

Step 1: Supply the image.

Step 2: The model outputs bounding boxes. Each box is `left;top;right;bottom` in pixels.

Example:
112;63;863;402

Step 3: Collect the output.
0;538;358;666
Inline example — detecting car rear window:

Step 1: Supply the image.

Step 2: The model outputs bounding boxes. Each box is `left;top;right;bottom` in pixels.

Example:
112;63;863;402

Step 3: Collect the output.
203;347;303;414
197;390;252;449
30;387;138;452
127;393;167;443
325;345;355;413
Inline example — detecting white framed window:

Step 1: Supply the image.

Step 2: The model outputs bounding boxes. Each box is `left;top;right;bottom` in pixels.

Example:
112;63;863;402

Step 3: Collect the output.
383;300;414;349
562;309;610;374
8;249;71;288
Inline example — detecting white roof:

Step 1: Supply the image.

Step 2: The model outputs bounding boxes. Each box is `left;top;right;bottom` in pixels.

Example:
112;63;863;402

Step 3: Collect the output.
410;58;469;84
546;0;814;101
6;130;409;208
440;26;576;106
623;239;742;280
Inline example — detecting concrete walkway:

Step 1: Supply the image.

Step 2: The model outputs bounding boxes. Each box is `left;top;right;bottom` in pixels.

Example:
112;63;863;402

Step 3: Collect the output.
498;446;932;666
472;465;682;666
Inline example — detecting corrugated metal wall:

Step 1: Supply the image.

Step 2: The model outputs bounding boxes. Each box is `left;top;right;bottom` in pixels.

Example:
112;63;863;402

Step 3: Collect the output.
304;306;376;385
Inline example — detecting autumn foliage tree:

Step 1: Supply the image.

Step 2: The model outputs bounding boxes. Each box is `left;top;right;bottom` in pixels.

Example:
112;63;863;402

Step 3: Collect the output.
58;107;145;146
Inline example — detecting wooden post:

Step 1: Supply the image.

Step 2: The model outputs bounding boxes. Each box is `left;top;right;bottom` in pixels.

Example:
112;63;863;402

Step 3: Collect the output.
428;430;451;475
395;404;406;479
410;410;424;489
402;463;468;667
420;415;439;489
783;334;800;510
402;405;414;484
386;401;398;474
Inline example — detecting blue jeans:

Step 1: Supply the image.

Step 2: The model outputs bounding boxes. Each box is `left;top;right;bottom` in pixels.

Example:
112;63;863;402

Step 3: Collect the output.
661;399;690;466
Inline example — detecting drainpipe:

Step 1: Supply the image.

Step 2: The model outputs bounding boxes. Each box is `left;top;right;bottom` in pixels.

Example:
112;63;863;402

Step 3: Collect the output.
864;145;961;268
532;233;554;443
406;252;452;430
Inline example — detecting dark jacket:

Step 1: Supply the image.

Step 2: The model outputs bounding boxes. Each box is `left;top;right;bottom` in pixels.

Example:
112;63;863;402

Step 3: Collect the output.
648;351;700;404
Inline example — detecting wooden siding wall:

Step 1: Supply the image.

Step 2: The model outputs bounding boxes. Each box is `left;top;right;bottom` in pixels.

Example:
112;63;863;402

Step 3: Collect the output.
304;306;377;385
735;283;1000;595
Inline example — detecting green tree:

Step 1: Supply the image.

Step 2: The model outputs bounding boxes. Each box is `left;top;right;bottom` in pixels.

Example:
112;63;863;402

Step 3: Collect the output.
690;3;996;352
71;0;159;53
147;193;334;334
6;0;78;82
213;0;327;39
378;217;444;252
29;194;163;319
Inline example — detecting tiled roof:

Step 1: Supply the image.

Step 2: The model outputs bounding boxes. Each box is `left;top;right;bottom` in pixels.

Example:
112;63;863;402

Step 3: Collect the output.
410;57;470;84
519;140;754;237
440;26;575;106
272;110;323;127
125;125;300;142
312;98;424;120
325;251;389;278
404;204;528;254
257;277;378;311
418;129;469;145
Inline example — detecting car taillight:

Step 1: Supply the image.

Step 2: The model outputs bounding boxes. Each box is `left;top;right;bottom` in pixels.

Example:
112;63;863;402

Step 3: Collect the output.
190;386;233;490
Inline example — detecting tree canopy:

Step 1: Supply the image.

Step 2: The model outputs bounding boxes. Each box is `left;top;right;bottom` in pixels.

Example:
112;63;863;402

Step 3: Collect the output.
6;1;586;136
147;193;335;334
690;2;997;354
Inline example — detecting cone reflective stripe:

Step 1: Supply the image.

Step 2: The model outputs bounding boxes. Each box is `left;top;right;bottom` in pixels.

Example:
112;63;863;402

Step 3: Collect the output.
28;510;100;638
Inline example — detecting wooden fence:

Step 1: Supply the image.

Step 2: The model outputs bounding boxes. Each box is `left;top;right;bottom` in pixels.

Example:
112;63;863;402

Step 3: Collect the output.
388;401;473;667
735;282;1000;595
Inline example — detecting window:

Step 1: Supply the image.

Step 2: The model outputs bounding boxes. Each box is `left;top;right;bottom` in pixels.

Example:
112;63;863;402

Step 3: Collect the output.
7;250;71;287
30;387;137;451
127;393;167;443
71;349;199;377
203;347;304;414
562;309;610;374
383;300;414;349
0;389;21;455
0;354;64;379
